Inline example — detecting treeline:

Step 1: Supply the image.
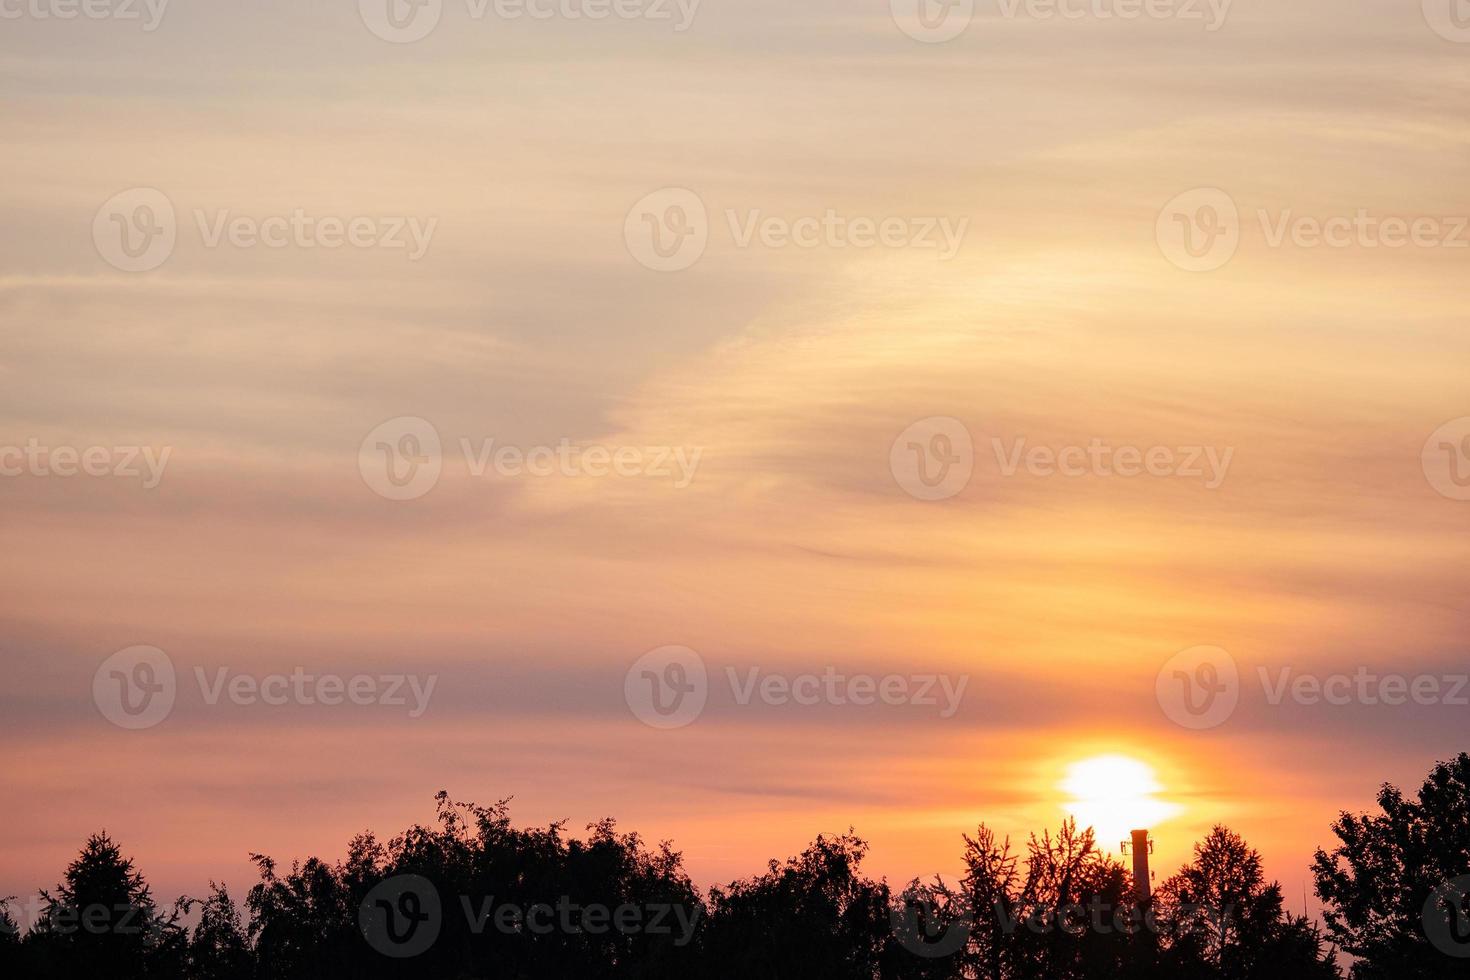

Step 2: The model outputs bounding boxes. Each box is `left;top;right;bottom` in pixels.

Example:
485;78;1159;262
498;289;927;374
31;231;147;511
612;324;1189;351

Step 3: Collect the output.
3;754;1468;979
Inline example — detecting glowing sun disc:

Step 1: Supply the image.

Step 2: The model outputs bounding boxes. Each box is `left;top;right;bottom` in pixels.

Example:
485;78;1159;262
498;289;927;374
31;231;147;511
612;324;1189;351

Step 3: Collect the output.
1060;754;1180;849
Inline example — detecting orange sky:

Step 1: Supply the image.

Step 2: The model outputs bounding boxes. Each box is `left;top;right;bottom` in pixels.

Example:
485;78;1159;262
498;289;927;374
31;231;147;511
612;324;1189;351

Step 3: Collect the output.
2;0;1468;928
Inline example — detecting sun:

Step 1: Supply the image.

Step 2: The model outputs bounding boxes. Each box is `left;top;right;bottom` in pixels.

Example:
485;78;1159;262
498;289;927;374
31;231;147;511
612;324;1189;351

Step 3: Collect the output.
1060;754;1181;851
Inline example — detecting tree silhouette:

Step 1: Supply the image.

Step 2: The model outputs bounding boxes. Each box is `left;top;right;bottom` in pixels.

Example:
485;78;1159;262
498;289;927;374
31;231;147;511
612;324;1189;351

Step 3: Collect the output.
1313;752;1470;979
701;831;898;978
1155;825;1336;979
21;765;1470;979
188;883;253;980
1013;819;1136;980
943;819;1146;980
0;898;22;975
25;832;183;979
956;824;1022;980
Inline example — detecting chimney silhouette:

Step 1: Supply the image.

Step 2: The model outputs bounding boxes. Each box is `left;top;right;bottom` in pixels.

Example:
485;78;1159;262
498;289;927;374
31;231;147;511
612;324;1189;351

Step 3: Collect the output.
1130;829;1152;901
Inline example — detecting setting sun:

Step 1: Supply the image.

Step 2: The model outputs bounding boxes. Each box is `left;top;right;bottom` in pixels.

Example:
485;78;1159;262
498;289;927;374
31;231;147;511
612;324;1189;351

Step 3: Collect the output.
1061;755;1182;852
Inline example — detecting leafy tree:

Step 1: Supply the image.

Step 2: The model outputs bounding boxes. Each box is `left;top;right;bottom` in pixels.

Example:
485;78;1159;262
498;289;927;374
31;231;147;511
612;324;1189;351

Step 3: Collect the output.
1313;753;1470;979
701;831;898;978
245;846;373;978
1156;825;1337;979
188;883;253;980
245;792;705;979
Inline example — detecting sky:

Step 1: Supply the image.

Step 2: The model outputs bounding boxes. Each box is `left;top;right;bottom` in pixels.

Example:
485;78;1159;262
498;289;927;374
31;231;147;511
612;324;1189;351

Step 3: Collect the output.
2;0;1469;928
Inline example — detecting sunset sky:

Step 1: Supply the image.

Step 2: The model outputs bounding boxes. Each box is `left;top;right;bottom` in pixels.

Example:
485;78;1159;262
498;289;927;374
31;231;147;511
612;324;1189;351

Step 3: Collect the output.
3;0;1468;926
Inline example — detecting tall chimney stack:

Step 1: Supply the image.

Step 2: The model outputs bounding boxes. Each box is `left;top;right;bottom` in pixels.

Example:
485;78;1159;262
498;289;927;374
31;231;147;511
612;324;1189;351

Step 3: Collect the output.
1130;829;1152;902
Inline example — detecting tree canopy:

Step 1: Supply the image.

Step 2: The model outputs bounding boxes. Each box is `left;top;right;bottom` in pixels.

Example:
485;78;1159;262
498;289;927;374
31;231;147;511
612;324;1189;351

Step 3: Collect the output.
5;755;1470;978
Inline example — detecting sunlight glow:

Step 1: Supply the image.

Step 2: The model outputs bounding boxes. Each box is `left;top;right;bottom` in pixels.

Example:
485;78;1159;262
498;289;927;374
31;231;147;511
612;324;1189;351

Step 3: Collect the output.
1060;755;1181;852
